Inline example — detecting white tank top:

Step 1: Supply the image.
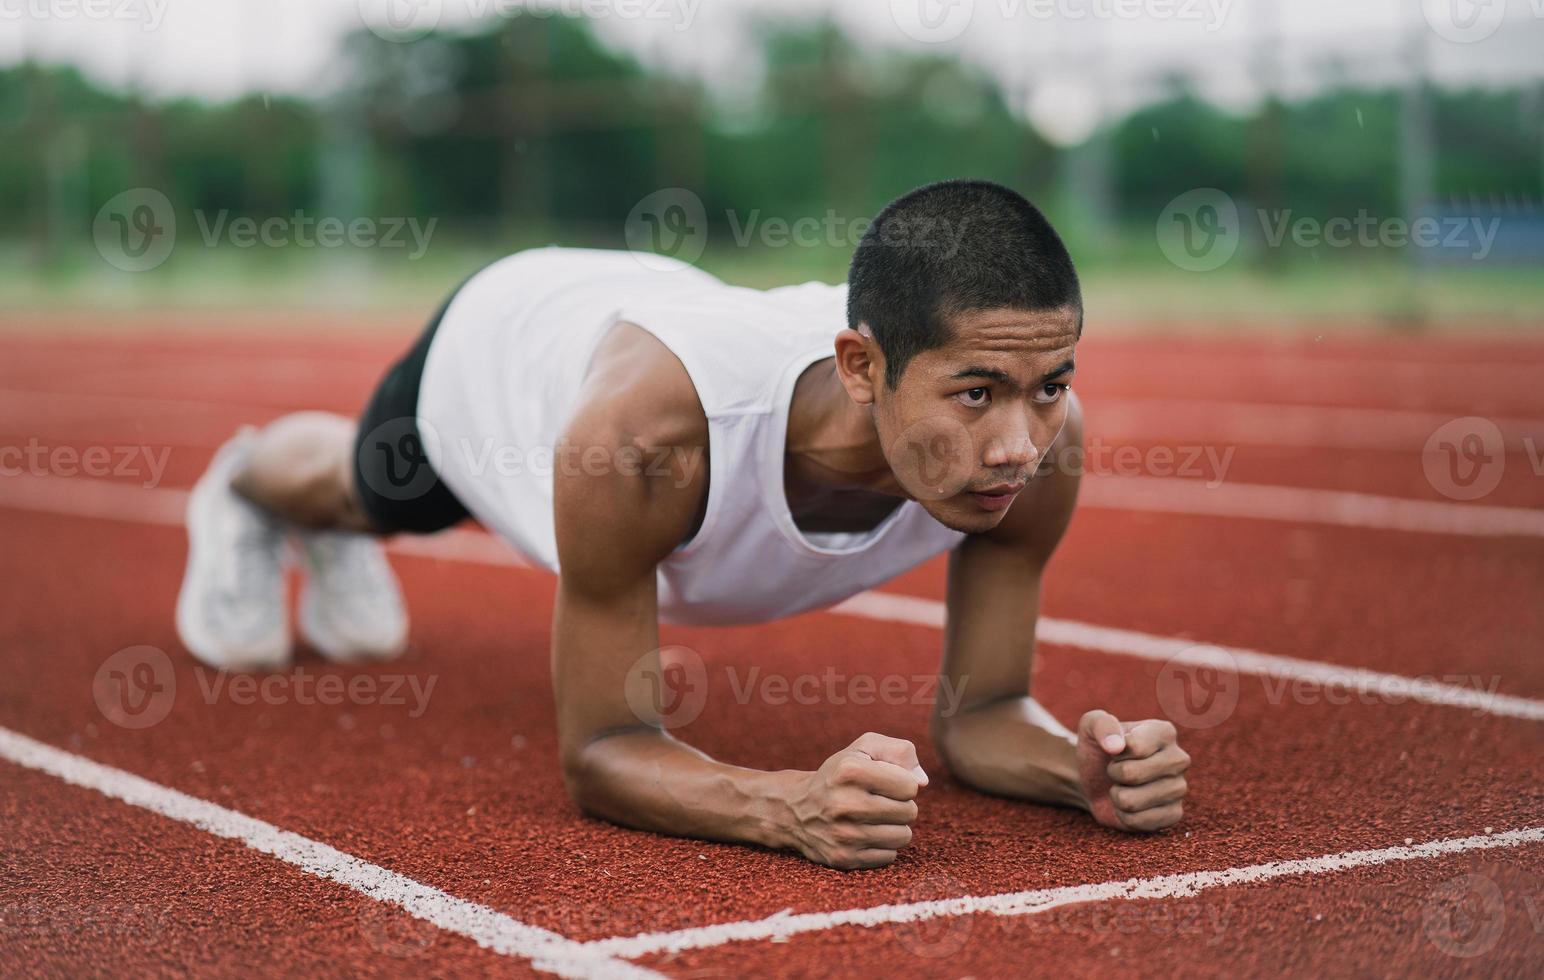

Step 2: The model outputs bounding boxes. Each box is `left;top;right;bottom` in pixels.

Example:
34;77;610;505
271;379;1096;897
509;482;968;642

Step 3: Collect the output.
418;246;966;625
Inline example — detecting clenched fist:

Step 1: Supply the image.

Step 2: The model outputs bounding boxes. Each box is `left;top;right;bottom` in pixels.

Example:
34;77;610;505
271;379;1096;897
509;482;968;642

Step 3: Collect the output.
785;732;927;870
1076;710;1190;832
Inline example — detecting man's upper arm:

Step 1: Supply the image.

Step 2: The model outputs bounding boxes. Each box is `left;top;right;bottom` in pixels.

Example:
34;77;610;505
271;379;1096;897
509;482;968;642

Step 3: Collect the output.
549;333;709;768
937;395;1083;721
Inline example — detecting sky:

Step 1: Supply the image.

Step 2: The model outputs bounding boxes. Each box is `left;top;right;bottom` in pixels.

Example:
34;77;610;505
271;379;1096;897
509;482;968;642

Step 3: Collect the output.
3;0;1541;144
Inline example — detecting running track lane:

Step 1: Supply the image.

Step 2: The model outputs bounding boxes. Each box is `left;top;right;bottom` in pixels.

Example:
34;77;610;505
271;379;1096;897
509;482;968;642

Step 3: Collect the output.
3;324;1544;975
5;407;1544;509
5;744;1541;977
1;507;1540;950
5;327;1544;416
612;844;1544;977
9;469;1537;697
1;759;555;978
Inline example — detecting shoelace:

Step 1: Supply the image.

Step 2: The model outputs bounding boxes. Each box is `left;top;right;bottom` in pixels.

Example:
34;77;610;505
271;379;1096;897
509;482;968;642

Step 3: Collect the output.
230;509;284;594
304;538;403;638
204;508;284;639
306;535;374;579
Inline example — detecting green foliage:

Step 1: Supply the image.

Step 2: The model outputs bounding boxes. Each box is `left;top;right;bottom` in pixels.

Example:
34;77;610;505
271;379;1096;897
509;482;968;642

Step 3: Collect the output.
1112;93;1250;212
1;12;1539;273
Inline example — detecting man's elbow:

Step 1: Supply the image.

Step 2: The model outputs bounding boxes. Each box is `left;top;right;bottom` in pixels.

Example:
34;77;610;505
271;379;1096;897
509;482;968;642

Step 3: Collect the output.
929;709;971;775
559;746;601;814
558;724;659;815
928;696;1018;781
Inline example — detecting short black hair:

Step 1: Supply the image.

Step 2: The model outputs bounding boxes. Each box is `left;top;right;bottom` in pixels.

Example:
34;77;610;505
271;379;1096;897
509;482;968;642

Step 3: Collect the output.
846;179;1082;389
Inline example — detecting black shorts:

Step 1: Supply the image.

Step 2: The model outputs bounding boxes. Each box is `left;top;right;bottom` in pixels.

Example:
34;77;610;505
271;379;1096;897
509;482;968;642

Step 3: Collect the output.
352;285;472;535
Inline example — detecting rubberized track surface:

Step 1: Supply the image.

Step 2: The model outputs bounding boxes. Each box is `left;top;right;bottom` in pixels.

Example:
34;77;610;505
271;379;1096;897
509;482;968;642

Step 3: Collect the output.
2;319;1541;977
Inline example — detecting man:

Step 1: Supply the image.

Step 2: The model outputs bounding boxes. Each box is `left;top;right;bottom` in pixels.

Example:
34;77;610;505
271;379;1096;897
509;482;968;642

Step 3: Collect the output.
176;179;1190;870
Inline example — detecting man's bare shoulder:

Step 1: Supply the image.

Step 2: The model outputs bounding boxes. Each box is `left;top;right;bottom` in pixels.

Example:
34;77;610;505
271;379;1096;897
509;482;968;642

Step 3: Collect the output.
553;321;709;588
570;320;708;456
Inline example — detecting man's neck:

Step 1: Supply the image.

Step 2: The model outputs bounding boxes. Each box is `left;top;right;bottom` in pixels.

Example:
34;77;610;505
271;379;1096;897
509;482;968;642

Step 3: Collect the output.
784;357;905;503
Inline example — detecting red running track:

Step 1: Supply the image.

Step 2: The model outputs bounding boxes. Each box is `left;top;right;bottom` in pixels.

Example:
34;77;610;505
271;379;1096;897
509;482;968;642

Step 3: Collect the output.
1;319;1542;977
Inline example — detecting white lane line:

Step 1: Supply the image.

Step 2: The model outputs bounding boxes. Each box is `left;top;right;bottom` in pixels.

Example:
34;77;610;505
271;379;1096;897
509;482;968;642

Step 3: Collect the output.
0;726;661;980
6;463;1542;543
583;827;1544;959
1091;349;1544;393
391;525;532;567
0;471;190;524
832;592;1544;722
0;386;250;418
0;472;518;567
1080;475;1544;539
1090;398;1544;452
3;473;1541;722
0;349;383;379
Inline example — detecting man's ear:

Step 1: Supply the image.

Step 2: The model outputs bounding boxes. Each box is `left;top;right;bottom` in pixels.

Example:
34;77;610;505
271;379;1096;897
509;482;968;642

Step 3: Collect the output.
834;324;882;406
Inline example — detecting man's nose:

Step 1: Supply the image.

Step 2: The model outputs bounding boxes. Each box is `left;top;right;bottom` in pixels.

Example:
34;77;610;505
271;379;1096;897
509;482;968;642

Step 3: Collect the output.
981;414;1039;470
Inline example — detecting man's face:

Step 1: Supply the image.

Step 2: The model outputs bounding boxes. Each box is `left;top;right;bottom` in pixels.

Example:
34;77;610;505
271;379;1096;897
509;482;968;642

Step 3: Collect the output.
874;306;1080;534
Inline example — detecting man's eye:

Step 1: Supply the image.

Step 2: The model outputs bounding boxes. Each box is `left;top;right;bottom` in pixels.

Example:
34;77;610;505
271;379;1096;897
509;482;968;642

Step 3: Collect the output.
957;387;990;407
1033;383;1068;404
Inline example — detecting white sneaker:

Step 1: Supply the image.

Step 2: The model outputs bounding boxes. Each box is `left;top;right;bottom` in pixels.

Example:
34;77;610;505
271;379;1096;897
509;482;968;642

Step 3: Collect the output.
176;429;291;671
295;531;408;662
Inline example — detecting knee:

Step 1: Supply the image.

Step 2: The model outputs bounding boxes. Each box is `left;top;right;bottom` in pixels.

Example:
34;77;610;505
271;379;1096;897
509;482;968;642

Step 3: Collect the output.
261;411;356;448
248;413;356;474
231;413;360;528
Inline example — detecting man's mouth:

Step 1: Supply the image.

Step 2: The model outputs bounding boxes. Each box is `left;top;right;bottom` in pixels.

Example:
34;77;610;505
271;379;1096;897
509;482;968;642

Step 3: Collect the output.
965;481;1025;511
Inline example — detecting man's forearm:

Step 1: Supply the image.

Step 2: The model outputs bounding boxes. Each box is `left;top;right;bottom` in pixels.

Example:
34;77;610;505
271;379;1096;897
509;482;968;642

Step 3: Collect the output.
564;728;800;850
933;696;1087;810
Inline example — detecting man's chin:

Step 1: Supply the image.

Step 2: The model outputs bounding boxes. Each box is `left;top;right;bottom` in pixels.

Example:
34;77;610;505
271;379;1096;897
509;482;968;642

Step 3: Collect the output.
919;496;1005;535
